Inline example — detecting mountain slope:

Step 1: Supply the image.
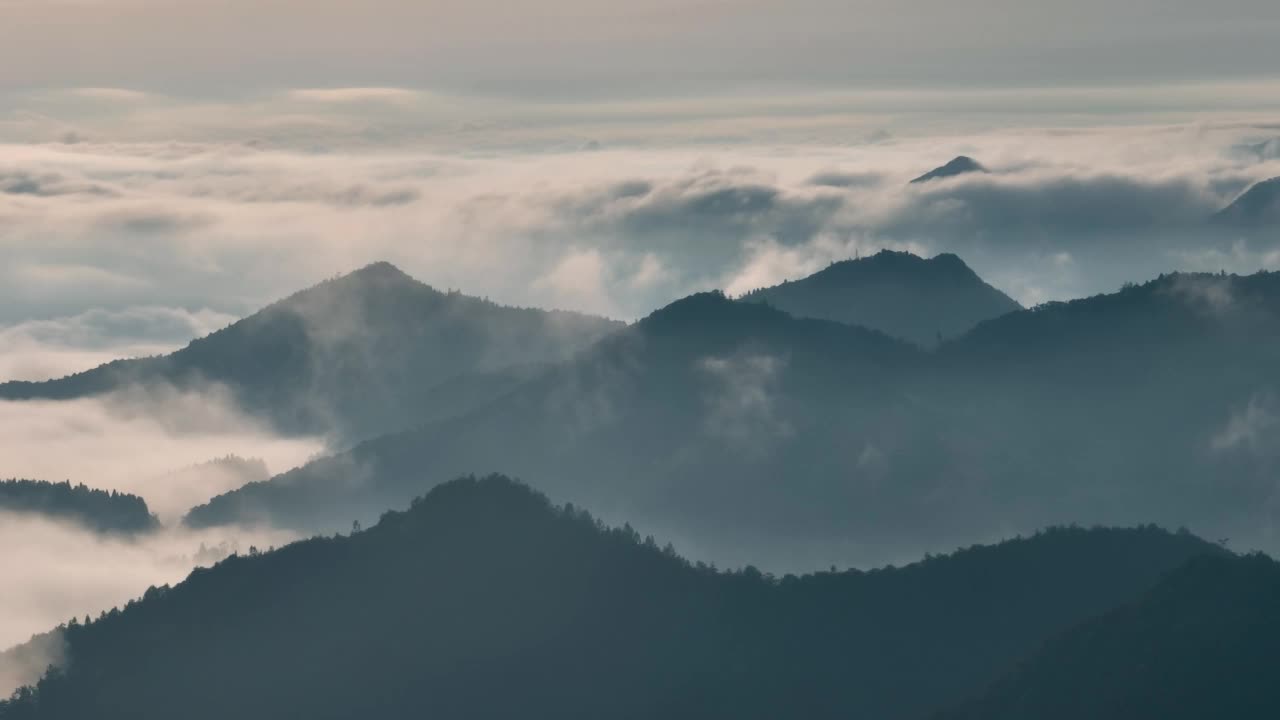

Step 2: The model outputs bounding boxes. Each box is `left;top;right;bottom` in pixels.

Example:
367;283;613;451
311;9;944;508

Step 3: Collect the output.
189;270;1280;569
931;269;1280;539
0;479;157;535
1;476;1225;720
938;552;1280;720
1212;176;1280;225
0;263;621;440
739;250;1021;346
910;156;987;184
184;292;936;567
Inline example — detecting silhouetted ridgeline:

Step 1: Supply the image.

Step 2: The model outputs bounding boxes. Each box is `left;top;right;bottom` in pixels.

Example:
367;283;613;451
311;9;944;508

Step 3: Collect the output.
739;250;1020;346
0;262;621;441
938;553;1280;720
1;476;1223;720
182;292;937;564
0;480;158;534
186;269;1280;570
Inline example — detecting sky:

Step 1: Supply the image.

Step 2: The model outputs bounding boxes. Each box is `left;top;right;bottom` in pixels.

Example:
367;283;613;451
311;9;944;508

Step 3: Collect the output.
2;0;1280;96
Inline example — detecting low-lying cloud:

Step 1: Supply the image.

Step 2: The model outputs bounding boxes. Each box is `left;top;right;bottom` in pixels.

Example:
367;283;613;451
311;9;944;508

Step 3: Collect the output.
2;112;1278;328
0;384;323;692
0;512;298;692
0;306;235;382
0;386;324;520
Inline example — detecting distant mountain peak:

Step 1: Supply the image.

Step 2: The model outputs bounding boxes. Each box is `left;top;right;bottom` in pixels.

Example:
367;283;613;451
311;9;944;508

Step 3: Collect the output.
910;156;987;184
828;249;974;275
318;261;421;292
739;250;1019;347
1213;176;1280;225
348;260;412;280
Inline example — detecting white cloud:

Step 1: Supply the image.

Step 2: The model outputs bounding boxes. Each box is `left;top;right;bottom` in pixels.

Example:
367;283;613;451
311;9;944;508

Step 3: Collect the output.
0;115;1276;328
0;387;324;520
1213;394;1279;454
0;305;236;381
0;512;298;683
69;87;149;102
287;87;422;105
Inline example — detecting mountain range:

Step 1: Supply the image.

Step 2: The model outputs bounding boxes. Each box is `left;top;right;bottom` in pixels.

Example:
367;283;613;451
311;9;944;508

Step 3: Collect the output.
0;476;1226;720
178;264;1280;570
7;245;1280;717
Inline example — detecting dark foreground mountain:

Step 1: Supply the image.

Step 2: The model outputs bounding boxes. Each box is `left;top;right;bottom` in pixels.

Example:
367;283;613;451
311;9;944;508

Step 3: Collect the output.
0;263;621;441
0;479;157;535
939;553;1280;720
1212;176;1280;225
739;250;1020;346
1;476;1224;720
910;156;987;184
188;270;1280;569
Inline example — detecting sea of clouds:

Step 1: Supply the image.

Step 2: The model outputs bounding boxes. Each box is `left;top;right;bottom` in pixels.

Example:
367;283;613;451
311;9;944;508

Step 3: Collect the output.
3;84;1280;686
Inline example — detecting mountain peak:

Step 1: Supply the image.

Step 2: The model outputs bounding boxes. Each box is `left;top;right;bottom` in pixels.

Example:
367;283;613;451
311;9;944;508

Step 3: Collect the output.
827;249;975;276
348;260;412;280
1213;176;1280;225
322;261;420;291
910;156;987;184
739;250;1019;347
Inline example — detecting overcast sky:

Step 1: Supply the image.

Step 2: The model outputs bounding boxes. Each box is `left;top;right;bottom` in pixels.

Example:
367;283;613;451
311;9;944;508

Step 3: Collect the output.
2;0;1280;97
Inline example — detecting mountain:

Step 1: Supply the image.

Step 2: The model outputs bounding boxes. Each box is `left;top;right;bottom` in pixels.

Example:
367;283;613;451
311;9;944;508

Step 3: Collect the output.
938;552;1280;720
931;270;1280;546
0;479;157;535
739;250;1021;346
186;270;1280;569
0;263;622;440
183;292;936;567
1212;176;1280;225
910;156;987;184
0;476;1224;720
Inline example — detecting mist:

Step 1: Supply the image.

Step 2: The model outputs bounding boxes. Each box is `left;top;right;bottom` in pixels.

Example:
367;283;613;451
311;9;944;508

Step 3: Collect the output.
0;511;298;694
0;387;323;520
0;384;323;678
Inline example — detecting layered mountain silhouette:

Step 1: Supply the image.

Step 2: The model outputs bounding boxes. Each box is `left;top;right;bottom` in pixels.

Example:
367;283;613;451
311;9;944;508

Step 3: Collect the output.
1212;176;1280;225
739;250;1020;346
184;292;935;566
0;263;621;441
185;268;1280;569
1;476;1225;720
0;479;157;535
910;156;987;184
939;552;1280;719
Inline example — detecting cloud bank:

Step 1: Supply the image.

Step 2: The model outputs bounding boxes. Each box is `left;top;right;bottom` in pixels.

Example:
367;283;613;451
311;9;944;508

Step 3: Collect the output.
0;387;323;519
0;512;298;690
0;306;235;382
2;113;1279;339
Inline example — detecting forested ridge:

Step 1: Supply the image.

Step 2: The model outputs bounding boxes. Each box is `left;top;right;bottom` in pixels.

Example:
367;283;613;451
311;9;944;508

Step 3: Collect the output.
0;479;157;534
2;475;1224;720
